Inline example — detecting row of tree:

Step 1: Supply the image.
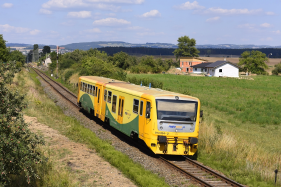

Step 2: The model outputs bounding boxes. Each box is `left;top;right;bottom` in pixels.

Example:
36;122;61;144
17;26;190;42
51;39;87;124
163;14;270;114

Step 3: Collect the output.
0;35;26;67
0;35;45;185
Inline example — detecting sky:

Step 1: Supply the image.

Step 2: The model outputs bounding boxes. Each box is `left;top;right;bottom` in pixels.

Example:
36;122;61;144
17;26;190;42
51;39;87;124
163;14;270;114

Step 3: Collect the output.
0;0;280;46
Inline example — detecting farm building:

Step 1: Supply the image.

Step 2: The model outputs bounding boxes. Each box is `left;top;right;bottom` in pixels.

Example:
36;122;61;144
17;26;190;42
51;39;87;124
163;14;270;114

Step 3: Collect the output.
190;63;212;74
180;57;206;73
205;61;239;77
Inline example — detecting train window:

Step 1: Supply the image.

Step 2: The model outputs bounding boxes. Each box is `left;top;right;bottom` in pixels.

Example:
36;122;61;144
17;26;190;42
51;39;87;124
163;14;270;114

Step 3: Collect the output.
112;95;117;113
89;85;92;94
108;91;112;103
104;90;107;101
95;86;98;97
93;86;96;96
80;82;83;91
133;99;139;114
90;86;95;95
146;102;151;118
98;89;100;103
140;101;143;116
84;84;87;92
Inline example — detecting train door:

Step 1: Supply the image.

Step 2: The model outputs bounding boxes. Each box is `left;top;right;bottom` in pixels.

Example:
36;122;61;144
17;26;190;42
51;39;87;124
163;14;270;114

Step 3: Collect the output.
100;86;107;121
117;96;124;124
139;99;152;139
95;84;102;118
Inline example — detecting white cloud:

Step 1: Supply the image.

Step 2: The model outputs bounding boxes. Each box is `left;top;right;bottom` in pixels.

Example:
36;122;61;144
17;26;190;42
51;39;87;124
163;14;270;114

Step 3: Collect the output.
0;24;40;36
140;10;161;18
137;32;164;36
266;11;275;15
273;30;281;34
260;23;271;28
40;9;52;14
42;0;138;11
206;8;262;15
42;0;86;9
127;26;143;30
2;3;13;8
206;16;220;22
260;37;273;41
0;24;29;33
175;1;204;10
30;30;41;35
93;17;130;26
86;0;144;4
85;28;101;33
67;11;91;18
238;23;255;29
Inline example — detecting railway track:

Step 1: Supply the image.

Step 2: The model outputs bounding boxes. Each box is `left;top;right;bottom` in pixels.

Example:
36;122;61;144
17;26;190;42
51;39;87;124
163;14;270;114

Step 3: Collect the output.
30;66;244;187
160;156;244;187
30;66;79;108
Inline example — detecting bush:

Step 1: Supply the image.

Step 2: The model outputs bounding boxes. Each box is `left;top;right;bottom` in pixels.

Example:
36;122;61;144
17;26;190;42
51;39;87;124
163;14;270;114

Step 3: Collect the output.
64;69;75;81
127;77;163;89
272;62;281;75
0;62;45;185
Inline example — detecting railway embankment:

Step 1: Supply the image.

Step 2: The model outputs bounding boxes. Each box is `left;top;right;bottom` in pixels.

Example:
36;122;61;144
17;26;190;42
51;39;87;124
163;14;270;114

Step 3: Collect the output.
20;67;198;186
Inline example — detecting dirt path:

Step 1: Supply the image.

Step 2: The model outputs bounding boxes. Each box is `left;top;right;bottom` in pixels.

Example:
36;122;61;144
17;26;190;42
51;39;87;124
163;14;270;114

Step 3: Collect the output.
24;115;137;187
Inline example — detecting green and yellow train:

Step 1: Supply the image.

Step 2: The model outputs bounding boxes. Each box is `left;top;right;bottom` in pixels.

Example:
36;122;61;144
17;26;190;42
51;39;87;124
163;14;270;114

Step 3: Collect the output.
77;76;201;156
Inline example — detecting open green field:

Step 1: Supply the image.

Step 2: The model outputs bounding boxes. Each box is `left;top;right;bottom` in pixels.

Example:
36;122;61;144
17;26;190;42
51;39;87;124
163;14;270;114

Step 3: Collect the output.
128;74;281;186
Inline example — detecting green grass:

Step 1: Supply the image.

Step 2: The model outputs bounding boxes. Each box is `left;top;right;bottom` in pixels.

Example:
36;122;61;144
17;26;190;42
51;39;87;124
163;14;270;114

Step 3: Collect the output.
22;69;170;187
128;74;281;187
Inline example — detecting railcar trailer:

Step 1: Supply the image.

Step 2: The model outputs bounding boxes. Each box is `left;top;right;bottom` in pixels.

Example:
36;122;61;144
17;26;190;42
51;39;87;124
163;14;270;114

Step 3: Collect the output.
77;76;201;156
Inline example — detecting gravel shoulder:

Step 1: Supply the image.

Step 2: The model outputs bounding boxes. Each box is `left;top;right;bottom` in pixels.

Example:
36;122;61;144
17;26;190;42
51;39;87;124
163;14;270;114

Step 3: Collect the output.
34;74;197;187
25;115;137;187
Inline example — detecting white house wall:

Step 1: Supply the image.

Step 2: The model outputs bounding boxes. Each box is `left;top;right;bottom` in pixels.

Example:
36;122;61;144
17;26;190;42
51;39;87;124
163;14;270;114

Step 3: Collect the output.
214;63;239;77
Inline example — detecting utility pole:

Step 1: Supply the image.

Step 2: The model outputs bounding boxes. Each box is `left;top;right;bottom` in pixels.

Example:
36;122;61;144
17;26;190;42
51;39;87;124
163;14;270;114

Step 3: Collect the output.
56;46;65;79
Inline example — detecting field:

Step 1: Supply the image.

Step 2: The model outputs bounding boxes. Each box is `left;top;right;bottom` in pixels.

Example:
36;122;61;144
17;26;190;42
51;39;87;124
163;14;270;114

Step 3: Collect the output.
128;73;281;186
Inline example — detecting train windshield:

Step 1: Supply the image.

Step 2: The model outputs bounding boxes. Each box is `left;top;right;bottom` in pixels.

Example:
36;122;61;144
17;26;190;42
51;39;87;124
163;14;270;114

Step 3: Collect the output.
156;99;197;121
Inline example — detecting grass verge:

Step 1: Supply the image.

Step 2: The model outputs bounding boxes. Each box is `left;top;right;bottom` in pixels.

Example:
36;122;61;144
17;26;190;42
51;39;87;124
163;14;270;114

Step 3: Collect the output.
21;68;170;187
127;73;281;187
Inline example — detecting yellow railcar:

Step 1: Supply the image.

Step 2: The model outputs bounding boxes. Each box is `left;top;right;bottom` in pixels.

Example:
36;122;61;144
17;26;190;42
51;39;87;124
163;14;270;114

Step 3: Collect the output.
77;76;201;156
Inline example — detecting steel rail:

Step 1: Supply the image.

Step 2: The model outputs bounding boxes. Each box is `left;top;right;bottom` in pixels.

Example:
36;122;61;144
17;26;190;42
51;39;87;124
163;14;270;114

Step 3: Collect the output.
30;66;244;187
159;156;213;186
30;66;79;109
183;156;244;186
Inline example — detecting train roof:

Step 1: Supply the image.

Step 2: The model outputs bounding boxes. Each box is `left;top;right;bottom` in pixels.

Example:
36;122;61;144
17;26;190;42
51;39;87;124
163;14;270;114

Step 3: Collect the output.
79;76;198;100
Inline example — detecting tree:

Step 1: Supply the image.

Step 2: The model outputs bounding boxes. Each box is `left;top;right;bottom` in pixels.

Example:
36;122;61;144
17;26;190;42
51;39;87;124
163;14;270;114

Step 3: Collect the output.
272;62;281;75
42;46;50;55
0;63;46;185
32;44;39;62
9;50;25;66
0;35;10;63
238;50;268;75
173;36;200;60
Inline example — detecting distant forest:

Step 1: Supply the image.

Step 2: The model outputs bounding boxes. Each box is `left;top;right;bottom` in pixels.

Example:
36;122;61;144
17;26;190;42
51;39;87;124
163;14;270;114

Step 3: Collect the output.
97;47;281;58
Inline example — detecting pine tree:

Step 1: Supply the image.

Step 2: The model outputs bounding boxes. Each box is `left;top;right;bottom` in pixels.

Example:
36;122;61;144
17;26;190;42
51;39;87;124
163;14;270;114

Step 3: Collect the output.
0;43;45;185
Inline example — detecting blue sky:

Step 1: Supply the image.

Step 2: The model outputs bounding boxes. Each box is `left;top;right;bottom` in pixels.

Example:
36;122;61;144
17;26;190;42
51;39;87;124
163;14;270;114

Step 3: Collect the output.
0;0;280;46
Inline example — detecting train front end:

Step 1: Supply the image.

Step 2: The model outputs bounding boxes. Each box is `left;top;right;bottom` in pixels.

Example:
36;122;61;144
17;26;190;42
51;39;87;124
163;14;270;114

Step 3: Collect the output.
149;96;201;156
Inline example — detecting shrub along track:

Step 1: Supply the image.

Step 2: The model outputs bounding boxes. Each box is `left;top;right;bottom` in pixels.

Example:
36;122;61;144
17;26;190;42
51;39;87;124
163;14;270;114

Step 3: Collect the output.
30;66;245;187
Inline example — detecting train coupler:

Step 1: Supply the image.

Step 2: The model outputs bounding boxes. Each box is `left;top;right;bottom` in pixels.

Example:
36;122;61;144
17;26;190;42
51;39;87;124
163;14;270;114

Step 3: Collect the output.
158;136;168;154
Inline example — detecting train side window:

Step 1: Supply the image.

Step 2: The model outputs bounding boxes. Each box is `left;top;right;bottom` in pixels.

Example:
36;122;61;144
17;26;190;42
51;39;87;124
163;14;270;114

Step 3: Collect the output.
95;86;98;97
108;91;112;103
80;82;83;91
89;85;92;94
84;84;87;92
146;102;151;118
98;89;100;103
91;85;94;95
93;86;96;96
133;99;139;114
104;90;107;101
140;101;143;116
112;95;117;113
